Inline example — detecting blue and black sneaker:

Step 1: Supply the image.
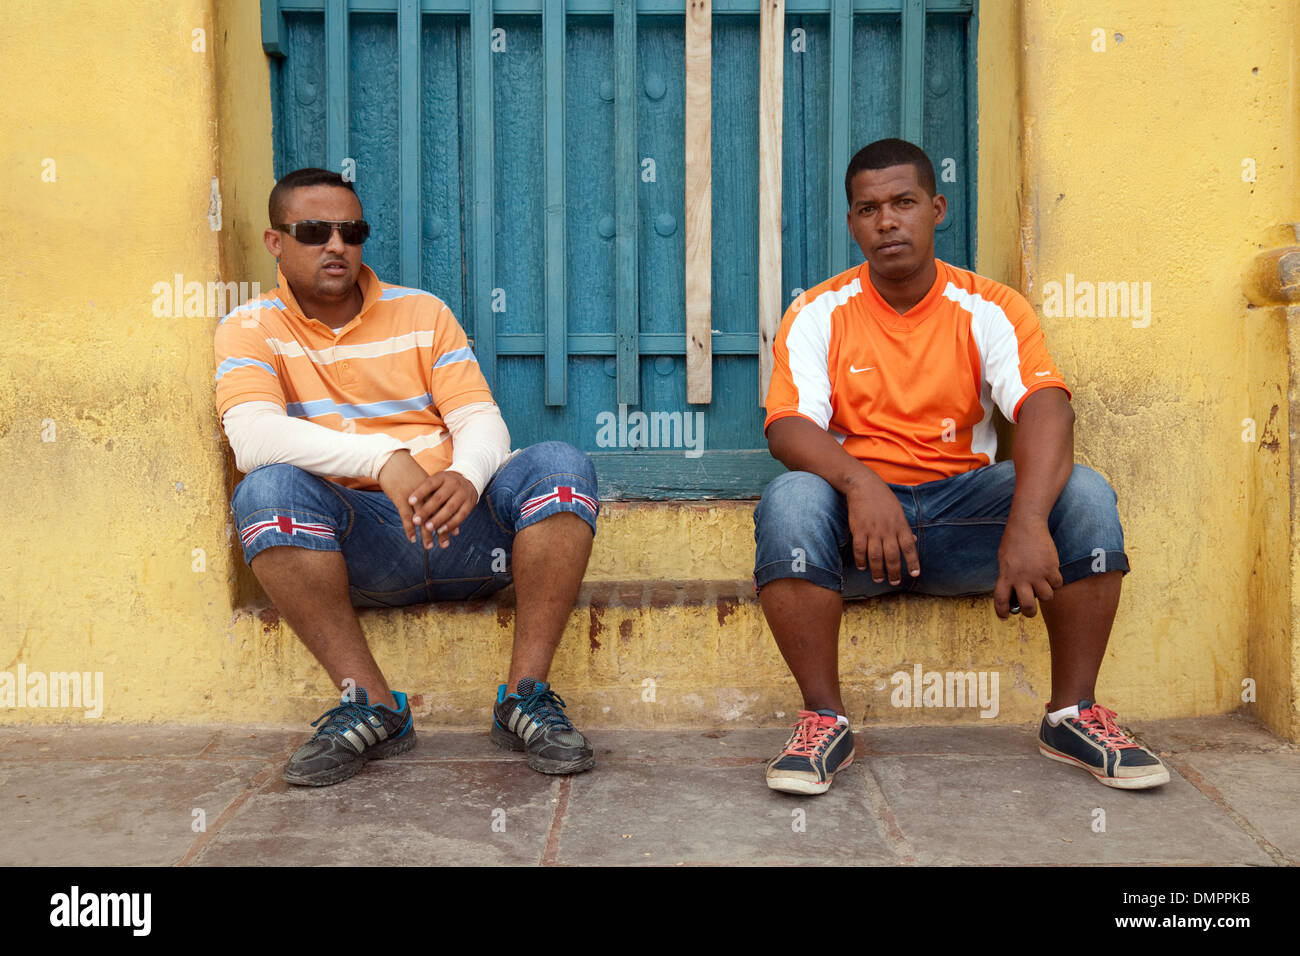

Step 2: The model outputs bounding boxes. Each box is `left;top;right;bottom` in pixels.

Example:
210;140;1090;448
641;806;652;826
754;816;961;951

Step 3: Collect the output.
1038;699;1170;789
491;678;595;774
283;687;416;787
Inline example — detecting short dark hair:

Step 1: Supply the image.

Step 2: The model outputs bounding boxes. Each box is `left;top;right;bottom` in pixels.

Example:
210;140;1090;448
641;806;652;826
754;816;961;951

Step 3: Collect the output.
844;138;937;204
268;168;360;226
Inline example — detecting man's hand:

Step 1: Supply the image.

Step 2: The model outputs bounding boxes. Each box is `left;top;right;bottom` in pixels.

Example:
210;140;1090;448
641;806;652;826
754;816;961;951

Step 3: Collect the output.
994;516;1062;619
408;470;479;550
844;471;920;585
378;450;433;545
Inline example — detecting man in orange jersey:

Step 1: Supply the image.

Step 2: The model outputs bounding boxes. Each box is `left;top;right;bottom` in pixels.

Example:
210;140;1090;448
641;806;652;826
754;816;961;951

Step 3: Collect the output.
756;139;1168;795
214;169;598;786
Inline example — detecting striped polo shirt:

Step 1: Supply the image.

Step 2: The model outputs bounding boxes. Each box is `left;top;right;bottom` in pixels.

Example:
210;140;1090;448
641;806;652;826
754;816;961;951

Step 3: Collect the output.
765;258;1072;486
213;264;493;492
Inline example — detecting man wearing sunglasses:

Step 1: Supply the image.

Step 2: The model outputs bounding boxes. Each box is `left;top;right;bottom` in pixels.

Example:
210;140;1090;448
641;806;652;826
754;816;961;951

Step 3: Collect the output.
213;168;599;786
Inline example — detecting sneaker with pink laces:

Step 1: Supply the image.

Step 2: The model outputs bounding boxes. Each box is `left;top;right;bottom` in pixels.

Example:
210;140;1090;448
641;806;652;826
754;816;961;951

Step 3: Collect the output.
765;709;855;795
1038;699;1170;789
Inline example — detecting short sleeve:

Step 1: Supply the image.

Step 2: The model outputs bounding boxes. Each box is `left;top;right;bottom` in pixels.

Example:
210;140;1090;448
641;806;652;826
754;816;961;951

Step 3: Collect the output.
970;287;1072;424
214;306;285;418
424;300;496;416
764;296;833;433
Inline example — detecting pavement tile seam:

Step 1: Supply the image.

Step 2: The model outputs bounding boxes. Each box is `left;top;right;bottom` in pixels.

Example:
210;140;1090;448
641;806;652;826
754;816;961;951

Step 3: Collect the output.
540;776;572;866
1162;754;1293;867
181;745;300;867
860;761;918;865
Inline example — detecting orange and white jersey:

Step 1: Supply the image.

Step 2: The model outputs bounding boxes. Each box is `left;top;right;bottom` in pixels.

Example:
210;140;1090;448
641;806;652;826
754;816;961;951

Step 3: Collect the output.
214;264;494;491
765;259;1071;486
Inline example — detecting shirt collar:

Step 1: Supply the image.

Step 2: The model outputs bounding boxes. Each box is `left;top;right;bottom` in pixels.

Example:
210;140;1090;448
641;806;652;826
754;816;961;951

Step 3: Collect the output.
274;262;382;332
858;258;948;325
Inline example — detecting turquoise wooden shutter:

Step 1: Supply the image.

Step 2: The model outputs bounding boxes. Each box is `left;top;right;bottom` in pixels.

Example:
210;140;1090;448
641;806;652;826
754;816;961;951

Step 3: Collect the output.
261;0;976;498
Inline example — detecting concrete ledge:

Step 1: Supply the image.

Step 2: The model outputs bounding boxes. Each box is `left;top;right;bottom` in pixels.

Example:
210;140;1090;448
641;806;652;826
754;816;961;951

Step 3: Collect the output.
193;579;1244;729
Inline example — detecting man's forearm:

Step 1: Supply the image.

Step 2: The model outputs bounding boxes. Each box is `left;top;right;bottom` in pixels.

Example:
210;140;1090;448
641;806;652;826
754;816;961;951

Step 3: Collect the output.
1008;388;1075;525
766;416;883;494
222;401;407;480
443;401;512;498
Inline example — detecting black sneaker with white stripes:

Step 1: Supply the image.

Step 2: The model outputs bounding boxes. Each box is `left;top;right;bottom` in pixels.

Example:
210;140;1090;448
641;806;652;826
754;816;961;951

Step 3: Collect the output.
491;678;595;774
283;687;416;787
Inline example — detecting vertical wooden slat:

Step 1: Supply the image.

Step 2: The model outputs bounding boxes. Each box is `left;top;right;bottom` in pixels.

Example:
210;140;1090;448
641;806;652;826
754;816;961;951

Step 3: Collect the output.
613;0;639;406
900;0;926;145
471;0;496;387
965;2;977;266
325;0;349;171
685;0;712;404
261;0;285;57
544;0;567;405
757;0;783;403
398;0;421;289
827;0;851;276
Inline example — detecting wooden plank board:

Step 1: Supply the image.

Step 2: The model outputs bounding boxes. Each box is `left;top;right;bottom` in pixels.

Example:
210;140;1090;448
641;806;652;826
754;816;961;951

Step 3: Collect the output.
827;0;852;275
324;0;349;170
544;0;568;404
471;0;496;387
614;0;639;406
757;0;784;403
590;450;787;499
900;0;926;144
685;0;712;404
398;0;421;288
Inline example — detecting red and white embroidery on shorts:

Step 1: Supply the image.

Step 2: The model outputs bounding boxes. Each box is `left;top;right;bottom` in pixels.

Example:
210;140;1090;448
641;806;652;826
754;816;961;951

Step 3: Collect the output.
519;485;598;520
240;514;336;548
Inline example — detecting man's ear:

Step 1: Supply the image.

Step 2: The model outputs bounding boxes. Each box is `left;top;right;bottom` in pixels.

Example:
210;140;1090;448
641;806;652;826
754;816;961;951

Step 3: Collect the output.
931;193;948;228
263;227;282;257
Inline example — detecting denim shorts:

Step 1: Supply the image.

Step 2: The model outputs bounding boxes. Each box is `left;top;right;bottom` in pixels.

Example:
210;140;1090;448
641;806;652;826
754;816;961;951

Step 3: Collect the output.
753;460;1129;599
230;441;598;607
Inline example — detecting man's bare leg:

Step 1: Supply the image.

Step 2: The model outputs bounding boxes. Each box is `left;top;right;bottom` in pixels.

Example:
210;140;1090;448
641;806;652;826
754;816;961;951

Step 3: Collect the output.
1038;570;1122;710
759;578;847;716
249;546;397;709
505;512;593;688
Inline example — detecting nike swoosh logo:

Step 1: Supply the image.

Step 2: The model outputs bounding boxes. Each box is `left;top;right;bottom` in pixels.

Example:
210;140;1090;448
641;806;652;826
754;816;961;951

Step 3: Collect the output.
850;365;875;373
1034;371;1051;376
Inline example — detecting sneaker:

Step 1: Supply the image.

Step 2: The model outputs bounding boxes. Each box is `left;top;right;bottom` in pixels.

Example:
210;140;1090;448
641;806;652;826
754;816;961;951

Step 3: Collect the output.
765;709;855;795
1038;699;1170;789
283;687;416;787
491;678;595;774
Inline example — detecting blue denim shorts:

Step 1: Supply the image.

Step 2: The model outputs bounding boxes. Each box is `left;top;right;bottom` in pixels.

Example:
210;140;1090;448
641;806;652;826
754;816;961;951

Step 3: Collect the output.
230;441;598;607
753;460;1129;599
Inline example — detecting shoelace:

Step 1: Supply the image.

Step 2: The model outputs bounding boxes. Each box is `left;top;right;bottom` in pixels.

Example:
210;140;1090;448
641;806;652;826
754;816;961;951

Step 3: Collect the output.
309;700;376;740
1075;704;1139;750
781;711;839;757
517;686;574;730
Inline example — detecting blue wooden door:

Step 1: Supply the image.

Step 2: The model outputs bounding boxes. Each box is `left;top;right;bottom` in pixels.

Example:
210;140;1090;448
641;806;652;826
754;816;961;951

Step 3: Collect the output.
262;0;976;498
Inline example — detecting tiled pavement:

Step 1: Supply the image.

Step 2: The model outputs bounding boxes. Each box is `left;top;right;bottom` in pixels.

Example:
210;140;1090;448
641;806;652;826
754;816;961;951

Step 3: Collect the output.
0;715;1295;866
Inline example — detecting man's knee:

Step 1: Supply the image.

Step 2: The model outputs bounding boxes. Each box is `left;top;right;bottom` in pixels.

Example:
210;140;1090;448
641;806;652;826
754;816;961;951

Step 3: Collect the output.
508;442;600;534
515;441;597;487
755;471;840;541
1054;465;1121;528
231;462;322;514
753;471;846;591
1052;465;1129;580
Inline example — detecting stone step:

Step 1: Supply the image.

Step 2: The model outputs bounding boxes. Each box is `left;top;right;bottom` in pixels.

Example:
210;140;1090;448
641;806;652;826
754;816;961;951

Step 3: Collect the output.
221;578;1152;728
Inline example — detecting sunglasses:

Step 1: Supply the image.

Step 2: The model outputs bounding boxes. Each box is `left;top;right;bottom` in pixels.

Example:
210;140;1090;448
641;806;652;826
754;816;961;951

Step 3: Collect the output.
275;219;371;245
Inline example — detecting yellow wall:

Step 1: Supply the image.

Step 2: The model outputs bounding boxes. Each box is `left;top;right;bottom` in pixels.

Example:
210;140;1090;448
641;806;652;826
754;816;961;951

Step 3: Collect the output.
0;0;245;720
1013;0;1298;738
1;0;1295;738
